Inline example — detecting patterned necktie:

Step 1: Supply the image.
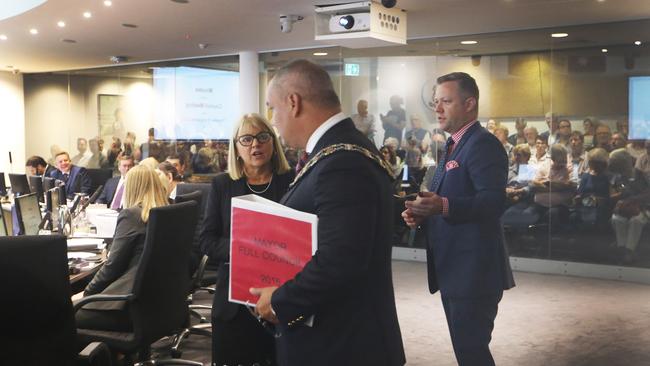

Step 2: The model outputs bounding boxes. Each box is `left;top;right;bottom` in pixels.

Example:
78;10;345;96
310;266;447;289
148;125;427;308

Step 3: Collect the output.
429;137;455;192
63;173;69;182
111;182;125;210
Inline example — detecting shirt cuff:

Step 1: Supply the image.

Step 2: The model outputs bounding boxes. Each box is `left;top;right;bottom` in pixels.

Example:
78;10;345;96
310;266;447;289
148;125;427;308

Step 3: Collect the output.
441;197;449;217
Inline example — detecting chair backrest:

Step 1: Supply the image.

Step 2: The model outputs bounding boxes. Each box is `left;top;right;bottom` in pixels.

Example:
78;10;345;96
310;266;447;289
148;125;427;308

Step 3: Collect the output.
175;189;205;277
86;169;113;194
0;235;76;365
130;201;198;346
176;183;211;217
0;204;8;236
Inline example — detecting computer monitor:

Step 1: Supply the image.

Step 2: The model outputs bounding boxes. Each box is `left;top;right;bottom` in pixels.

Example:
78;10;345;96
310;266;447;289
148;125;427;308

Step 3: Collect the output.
57;185;67;206
42;177;55;192
9;173;30;196
0;172;7;196
15;193;42;235
28;175;44;203
46;188;60;213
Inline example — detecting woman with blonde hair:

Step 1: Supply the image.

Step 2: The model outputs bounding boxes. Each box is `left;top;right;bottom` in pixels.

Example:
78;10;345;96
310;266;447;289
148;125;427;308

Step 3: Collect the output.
75;165;168;331
200;113;293;366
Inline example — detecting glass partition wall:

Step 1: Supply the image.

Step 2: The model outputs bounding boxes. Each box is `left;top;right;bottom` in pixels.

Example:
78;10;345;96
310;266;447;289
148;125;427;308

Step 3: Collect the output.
24;20;650;274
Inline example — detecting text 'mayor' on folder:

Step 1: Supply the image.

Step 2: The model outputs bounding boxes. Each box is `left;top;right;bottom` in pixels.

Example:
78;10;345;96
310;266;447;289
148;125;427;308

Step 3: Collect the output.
229;194;318;306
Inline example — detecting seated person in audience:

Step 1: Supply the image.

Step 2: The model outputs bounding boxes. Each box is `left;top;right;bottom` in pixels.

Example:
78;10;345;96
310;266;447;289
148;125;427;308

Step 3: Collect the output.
583;118;596;149
502;144;538;228
611;173;650;264
404;114;431;151
524;126;539;160
86;138;107;169
75;165;169;331
530;144;575;227
593;124;613;152
568;131;589;182
508;118;527;146
485;118;498;134
166;152;189;181
494;125;514;162
635;140;650;184
540;112;559;145
25;155;55;176
609;132;635;182
49;151;92;199
627;140;646;160
192;147;220;174
528;135;549;170
384;136;405;161
574;148;618;227
158;161;182;200
106;137;122;171
380;145;402;180
556;119;572;148
351;99;375;140
71;137;92;168
97;155;134;209
616;120;629;137
380;95;407;146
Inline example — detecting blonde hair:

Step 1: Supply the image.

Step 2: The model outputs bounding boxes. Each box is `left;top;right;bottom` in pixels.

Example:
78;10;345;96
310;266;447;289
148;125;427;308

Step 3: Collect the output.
139;157;159;170
124;165;169;222
227;113;291;180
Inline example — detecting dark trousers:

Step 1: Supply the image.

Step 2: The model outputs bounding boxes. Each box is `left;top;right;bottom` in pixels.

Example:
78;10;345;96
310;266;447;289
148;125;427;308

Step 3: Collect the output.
441;293;503;366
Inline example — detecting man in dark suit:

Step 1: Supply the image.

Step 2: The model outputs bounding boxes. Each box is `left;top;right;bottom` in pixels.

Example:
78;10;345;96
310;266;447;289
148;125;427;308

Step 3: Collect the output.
403;72;515;366
251;60;405;366
49;151;92;199
97;155;134;208
25;155;55;177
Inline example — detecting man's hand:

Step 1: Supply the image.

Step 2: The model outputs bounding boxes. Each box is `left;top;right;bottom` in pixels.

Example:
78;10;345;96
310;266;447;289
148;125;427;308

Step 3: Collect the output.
250;287;279;324
402;191;444;228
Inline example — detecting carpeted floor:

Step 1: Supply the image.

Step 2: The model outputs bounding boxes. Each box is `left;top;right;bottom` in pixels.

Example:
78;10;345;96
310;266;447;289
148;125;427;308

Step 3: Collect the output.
170;260;650;366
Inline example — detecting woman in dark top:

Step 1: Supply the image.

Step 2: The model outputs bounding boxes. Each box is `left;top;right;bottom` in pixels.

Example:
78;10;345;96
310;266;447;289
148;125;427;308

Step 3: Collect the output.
199;113;293;366
75;165;169;331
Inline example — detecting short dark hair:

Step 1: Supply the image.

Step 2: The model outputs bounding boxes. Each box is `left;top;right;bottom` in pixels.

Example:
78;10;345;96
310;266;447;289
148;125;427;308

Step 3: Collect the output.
437;72;479;101
166;152;186;166
158;161;181;182
536;135;548;145
272;59;341;109
570;130;584;142
118;154;134;163
26;155;47;168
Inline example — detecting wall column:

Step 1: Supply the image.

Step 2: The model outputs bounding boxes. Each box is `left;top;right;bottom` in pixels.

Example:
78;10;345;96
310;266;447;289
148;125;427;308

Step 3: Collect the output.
239;51;260;115
0;72;25;174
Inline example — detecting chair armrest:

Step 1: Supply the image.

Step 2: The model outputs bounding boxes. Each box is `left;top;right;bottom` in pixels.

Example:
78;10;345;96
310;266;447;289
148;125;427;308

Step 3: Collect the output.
73;293;135;313
77;342;112;366
197;286;215;295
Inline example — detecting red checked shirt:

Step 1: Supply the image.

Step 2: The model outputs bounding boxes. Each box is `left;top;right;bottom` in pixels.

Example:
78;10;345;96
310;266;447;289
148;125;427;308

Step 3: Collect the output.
441;121;478;216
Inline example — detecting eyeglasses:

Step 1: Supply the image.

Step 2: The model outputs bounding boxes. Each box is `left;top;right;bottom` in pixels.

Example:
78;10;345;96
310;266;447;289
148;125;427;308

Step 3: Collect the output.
236;131;272;146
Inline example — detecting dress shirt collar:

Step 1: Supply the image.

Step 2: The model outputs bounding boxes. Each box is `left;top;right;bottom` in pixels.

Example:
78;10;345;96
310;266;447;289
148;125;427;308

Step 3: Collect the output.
451;120;479;145
305;112;347;154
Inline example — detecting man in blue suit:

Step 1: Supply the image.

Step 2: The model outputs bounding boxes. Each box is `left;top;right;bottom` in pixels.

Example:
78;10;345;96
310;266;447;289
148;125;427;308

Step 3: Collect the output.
403;72;514;366
49;151;92;200
97;155;134;208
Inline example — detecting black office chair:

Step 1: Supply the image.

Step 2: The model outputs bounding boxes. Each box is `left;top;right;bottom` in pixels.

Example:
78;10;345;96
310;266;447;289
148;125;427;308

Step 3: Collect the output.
74;201;201;365
86;169;113;195
172;191;212;357
0;235;111;366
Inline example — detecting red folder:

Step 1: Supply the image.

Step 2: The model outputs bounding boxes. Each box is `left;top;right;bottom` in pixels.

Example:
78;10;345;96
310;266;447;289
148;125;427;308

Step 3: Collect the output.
229;194;318;305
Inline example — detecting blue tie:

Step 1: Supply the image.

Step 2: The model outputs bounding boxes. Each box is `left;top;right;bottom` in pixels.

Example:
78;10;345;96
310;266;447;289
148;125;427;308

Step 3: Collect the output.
429;137;455;192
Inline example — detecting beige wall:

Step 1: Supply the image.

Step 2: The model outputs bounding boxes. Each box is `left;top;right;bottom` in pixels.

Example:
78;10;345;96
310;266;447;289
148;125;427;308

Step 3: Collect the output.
0;71;26;174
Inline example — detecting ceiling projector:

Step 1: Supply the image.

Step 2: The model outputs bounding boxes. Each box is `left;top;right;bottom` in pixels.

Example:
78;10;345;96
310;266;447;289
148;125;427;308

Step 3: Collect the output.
329;13;370;33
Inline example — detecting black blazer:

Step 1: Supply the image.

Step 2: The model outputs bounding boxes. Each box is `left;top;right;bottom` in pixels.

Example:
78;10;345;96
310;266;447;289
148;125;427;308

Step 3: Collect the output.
271;118;406;366
198;171;294;320
96;176;120;206
49;165;92;199
82;206;146;310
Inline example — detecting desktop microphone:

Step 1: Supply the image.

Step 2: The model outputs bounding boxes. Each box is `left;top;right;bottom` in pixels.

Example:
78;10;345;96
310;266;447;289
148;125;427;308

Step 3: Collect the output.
8;151;12;164
85;185;104;207
69;194;82;215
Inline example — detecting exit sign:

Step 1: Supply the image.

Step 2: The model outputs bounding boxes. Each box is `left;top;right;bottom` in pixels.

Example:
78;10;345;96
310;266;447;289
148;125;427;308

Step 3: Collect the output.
345;63;360;76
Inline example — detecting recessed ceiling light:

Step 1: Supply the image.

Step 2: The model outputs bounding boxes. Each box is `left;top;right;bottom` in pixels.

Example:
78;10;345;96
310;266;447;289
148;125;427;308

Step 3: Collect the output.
551;33;568;38
122;23;138;28
0;35;7;41
29;28;38;35
61;39;77;43
104;0;113;6
597;0;605;2
635;41;642;46
57;21;66;28
313;52;328;56
461;40;478;45
601;48;608;53
171;0;190;3
83;11;92;18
